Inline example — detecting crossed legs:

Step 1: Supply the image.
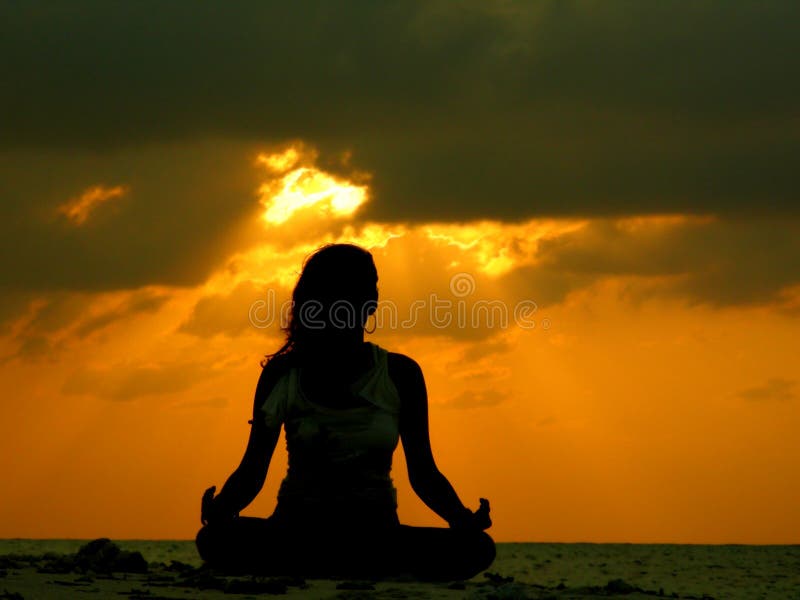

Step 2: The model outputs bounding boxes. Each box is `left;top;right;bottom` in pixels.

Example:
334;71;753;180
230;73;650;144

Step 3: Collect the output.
196;516;495;581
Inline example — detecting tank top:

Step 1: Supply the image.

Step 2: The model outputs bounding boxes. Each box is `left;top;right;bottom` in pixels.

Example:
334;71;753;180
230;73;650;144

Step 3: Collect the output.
258;342;401;527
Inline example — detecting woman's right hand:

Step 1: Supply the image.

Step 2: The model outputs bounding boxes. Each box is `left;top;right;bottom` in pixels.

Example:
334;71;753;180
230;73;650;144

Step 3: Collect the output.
201;484;240;525
200;485;217;525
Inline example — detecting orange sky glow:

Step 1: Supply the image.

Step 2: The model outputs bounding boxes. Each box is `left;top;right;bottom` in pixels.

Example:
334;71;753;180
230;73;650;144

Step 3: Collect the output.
1;145;798;544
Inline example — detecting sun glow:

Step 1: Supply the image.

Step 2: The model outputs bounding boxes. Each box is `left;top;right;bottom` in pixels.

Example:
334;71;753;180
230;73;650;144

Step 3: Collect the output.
423;219;587;276
257;148;368;225
256;147;301;173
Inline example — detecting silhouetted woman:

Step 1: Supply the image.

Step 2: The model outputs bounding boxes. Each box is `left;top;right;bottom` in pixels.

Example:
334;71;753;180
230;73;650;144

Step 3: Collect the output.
196;244;495;580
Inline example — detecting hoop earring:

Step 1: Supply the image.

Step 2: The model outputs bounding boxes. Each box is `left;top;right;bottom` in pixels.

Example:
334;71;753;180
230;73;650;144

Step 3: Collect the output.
364;313;377;334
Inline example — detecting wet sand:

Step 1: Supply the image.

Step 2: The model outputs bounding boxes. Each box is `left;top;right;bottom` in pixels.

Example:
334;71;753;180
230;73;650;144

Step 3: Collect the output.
1;539;798;599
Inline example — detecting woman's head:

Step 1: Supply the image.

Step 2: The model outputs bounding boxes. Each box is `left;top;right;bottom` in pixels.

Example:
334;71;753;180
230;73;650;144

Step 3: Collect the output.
272;243;378;358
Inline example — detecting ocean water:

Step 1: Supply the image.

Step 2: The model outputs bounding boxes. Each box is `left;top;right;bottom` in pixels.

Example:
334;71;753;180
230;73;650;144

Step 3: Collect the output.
1;540;798;598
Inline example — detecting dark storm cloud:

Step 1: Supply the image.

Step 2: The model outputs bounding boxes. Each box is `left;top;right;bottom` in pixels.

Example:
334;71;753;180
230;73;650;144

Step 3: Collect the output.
0;141;262;291
3;0;799;221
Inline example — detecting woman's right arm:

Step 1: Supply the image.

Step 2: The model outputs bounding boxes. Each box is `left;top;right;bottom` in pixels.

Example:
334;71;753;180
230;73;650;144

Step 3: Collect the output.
201;361;284;524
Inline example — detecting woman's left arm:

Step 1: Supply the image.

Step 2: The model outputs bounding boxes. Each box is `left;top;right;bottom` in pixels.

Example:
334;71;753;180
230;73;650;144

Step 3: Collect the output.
391;353;491;530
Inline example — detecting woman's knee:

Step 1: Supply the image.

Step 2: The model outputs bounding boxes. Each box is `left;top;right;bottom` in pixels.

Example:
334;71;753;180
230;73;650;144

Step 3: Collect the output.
415;528;496;581
195;525;215;562
474;531;496;571
195;523;231;563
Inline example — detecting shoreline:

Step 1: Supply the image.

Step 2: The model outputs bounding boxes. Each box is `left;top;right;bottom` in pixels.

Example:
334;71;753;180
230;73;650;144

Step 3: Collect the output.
2;538;798;599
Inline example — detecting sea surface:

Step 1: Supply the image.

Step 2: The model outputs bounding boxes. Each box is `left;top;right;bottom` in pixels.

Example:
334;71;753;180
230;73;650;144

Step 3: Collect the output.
1;540;798;599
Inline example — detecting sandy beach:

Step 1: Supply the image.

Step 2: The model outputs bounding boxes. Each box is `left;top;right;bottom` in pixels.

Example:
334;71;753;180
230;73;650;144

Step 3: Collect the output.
1;539;797;599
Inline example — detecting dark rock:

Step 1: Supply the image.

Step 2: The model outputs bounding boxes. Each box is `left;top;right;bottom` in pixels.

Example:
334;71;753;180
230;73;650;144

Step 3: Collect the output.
114;551;148;574
164;560;194;573
484;571;515;584
75;538;119;572
0;591;25;600
72;539;147;574
605;578;639;594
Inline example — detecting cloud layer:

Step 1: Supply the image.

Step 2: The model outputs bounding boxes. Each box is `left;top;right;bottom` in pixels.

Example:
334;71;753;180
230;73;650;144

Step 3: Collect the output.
3;1;799;221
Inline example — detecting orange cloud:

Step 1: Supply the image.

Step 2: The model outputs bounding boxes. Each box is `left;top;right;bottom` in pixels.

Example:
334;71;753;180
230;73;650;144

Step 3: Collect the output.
57;184;128;225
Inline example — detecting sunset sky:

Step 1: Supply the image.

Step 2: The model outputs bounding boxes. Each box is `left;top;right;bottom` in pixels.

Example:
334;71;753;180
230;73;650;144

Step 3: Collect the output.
2;2;799;544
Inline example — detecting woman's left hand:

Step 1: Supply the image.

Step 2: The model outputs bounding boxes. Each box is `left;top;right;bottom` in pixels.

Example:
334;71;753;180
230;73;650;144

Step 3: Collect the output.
450;498;492;531
471;498;492;530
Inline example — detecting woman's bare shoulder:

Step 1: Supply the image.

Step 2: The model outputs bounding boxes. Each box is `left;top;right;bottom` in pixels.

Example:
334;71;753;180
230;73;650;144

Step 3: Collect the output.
387;352;425;398
387;352;421;374
253;353;294;410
